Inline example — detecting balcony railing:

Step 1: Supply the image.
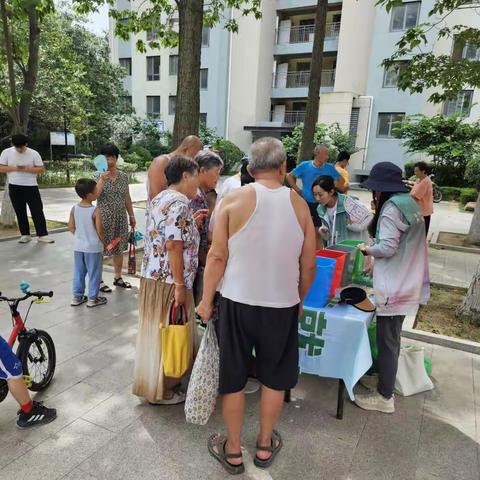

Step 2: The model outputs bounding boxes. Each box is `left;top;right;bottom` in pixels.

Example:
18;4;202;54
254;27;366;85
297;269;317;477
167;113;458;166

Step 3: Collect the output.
276;22;340;44
273;69;336;88
284;110;306;126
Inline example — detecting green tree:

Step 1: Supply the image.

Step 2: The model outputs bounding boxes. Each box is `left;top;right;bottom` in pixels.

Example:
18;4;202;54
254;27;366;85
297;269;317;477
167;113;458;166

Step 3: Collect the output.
376;0;480;103
74;0;262;148
0;0;55;134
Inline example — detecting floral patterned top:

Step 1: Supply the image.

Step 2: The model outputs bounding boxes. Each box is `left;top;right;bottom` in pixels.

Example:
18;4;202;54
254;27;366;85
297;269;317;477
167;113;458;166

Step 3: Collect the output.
141;189;200;289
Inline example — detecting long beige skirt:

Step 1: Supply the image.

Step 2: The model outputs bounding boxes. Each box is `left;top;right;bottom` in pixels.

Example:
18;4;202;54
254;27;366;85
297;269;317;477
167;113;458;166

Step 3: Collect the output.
132;278;199;402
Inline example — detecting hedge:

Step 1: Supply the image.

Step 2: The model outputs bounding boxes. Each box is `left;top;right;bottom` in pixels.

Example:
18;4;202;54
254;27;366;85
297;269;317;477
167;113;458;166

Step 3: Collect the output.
439;186;478;204
404;161;467;187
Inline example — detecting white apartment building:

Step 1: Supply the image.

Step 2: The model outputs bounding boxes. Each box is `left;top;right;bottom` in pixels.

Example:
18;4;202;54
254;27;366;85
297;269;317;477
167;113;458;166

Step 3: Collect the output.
110;0;480;178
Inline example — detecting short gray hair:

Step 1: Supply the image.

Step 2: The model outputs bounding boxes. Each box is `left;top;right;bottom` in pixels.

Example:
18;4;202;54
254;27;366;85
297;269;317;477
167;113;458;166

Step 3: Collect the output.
249;137;286;173
194;150;224;170
314;144;330;155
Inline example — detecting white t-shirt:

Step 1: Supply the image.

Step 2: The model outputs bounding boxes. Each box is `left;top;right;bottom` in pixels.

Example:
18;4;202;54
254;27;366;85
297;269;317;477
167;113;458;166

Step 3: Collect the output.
0;147;44;186
215;174;241;207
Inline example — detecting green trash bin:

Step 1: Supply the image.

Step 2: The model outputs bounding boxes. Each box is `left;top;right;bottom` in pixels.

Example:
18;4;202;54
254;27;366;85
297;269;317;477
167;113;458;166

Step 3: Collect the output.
338;240;369;285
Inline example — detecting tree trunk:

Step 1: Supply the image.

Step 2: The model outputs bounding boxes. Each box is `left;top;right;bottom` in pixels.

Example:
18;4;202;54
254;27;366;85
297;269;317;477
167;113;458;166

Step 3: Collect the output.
172;0;203;148
466;193;480;245
0;0;20;130
18;9;41;133
0;179;16;227
456;261;480;325
298;0;328;162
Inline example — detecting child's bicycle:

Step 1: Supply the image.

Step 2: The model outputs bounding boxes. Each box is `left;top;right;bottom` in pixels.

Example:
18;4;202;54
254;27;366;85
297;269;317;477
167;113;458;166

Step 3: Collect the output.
0;283;55;403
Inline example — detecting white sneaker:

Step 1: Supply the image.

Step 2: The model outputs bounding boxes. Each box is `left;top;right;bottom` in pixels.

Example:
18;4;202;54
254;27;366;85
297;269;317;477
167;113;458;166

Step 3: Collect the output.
152;392;186;405
359;374;379;391
37;236;55;244
355;391;395;414
18;235;32;244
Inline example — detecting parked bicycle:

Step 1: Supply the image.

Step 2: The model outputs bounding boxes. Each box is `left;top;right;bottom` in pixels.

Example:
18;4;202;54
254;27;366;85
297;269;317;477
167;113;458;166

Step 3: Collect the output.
0;283;55;403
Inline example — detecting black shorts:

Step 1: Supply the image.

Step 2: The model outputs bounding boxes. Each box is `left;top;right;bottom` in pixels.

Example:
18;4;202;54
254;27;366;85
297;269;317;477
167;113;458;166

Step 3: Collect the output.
307;201;321;227
216;297;299;394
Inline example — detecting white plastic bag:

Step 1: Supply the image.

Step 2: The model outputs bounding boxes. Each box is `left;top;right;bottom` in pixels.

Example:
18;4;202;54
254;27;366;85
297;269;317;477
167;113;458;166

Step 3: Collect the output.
395;345;434;396
185;322;219;425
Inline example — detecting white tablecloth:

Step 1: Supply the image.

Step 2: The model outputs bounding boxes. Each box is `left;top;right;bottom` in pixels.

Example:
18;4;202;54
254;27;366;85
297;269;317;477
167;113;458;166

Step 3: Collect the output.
298;302;374;400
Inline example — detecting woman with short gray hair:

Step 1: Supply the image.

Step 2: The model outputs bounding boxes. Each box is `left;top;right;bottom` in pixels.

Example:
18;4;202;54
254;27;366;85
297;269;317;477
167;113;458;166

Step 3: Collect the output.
190;150;224;302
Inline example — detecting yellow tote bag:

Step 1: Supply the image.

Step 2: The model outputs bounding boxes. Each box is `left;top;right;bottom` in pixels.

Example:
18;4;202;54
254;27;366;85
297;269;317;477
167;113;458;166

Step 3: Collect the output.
161;303;192;379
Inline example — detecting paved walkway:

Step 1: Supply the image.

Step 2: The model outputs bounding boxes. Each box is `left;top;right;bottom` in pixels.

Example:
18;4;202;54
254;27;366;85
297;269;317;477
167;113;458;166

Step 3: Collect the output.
0;231;479;480
0;176;479;479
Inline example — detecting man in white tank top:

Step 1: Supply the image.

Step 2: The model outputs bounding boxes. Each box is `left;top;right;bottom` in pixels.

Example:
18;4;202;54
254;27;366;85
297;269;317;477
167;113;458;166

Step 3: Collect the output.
197;137;316;474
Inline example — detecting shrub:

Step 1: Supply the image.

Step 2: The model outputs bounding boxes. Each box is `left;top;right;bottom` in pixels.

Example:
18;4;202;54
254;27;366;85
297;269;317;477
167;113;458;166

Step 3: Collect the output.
466;155;480;190
439;187;462;201
404;162;415;178
214;139;244;174
128;144;151;166
122;152;142;168
432;163;466;187
144;161;152;170
459;188;479;205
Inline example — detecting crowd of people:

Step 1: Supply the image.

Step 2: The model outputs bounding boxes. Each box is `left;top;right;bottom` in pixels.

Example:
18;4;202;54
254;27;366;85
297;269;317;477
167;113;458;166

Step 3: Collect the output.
0;132;433;471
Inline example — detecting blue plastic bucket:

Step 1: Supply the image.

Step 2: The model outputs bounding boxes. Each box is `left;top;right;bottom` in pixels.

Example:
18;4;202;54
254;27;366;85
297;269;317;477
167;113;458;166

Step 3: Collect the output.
304;256;336;308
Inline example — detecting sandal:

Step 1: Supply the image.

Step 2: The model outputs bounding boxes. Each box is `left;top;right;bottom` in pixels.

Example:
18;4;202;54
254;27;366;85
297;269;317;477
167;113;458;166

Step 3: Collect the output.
208;433;244;475
113;277;132;289
99;281;112;293
254;430;283;469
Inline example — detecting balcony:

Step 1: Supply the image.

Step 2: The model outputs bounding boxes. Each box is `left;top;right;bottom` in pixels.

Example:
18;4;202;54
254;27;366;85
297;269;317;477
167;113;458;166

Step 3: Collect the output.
277;0;342;11
274;23;340;55
283;110;306;126
271;69;335;98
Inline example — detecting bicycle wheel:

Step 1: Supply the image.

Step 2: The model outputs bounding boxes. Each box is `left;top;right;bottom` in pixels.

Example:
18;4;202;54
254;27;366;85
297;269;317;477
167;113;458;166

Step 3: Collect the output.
433;187;443;203
16;330;56;392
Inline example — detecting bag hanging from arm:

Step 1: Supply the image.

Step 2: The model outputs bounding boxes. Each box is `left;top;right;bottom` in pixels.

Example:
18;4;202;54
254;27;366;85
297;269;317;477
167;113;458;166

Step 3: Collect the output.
185;321;220;425
128;228;136;274
161;302;192;379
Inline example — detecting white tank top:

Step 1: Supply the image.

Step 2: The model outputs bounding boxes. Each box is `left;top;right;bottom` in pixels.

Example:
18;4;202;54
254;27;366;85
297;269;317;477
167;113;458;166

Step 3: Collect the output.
221;183;304;308
73;205;103;253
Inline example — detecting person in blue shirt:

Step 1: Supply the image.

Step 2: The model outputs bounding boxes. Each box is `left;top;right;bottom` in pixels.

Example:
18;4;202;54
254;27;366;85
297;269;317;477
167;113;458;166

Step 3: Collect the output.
286;144;346;231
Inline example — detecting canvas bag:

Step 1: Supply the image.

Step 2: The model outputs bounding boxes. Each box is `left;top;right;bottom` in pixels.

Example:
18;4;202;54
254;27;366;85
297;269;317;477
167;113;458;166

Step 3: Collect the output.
161;303;192;379
395;345;434;396
185;322;219;425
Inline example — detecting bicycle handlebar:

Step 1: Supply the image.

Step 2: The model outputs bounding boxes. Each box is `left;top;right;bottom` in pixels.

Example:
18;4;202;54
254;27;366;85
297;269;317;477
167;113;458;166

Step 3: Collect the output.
0;290;54;302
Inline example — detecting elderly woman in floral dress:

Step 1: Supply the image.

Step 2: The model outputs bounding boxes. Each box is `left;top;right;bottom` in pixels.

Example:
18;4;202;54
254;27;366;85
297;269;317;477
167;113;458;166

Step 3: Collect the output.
132;156;208;405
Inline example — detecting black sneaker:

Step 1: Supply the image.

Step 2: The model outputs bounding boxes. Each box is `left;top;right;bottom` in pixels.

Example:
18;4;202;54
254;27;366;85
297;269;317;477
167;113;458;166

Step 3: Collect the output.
17;401;57;428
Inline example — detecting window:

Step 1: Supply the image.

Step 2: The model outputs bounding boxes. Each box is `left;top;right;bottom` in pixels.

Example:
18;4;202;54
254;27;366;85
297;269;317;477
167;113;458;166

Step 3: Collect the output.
122;96;132;111
202;27;210;47
169;55;179;76
147;28;158;42
390;2;420;31
200;69;208;90
119;57;132;76
146;96;161;118
169;96;176;115
146;56;160;81
463;43;480;61
383;62;408;87
200;113;207;125
349;107;360;138
443;90;473;116
377;113;405;138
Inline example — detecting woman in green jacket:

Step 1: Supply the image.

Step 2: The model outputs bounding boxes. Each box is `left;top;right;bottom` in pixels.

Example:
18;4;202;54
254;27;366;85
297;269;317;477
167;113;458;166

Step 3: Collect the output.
312;175;372;247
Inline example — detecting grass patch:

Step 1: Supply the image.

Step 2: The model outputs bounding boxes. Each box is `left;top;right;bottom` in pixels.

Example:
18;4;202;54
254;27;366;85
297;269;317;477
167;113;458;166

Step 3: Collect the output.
0;218;67;239
436;232;480;248
415;284;480;343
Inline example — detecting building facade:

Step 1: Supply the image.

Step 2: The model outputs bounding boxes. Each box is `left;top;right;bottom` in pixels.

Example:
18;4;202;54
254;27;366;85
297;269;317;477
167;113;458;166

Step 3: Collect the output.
109;0;480;177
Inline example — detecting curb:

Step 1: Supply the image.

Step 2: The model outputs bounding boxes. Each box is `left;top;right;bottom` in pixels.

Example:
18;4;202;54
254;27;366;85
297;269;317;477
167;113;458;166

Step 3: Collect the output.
402;327;480;355
429;231;480;255
0;227;69;243
401;294;480;355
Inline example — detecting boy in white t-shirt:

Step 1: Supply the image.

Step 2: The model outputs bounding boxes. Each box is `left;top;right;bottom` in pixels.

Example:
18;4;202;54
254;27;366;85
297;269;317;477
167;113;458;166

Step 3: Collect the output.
68;178;107;308
0;134;54;244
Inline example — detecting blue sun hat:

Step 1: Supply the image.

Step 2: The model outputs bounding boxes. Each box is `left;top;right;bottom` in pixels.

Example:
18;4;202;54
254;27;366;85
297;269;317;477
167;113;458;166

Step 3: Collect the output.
361;162;408;193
